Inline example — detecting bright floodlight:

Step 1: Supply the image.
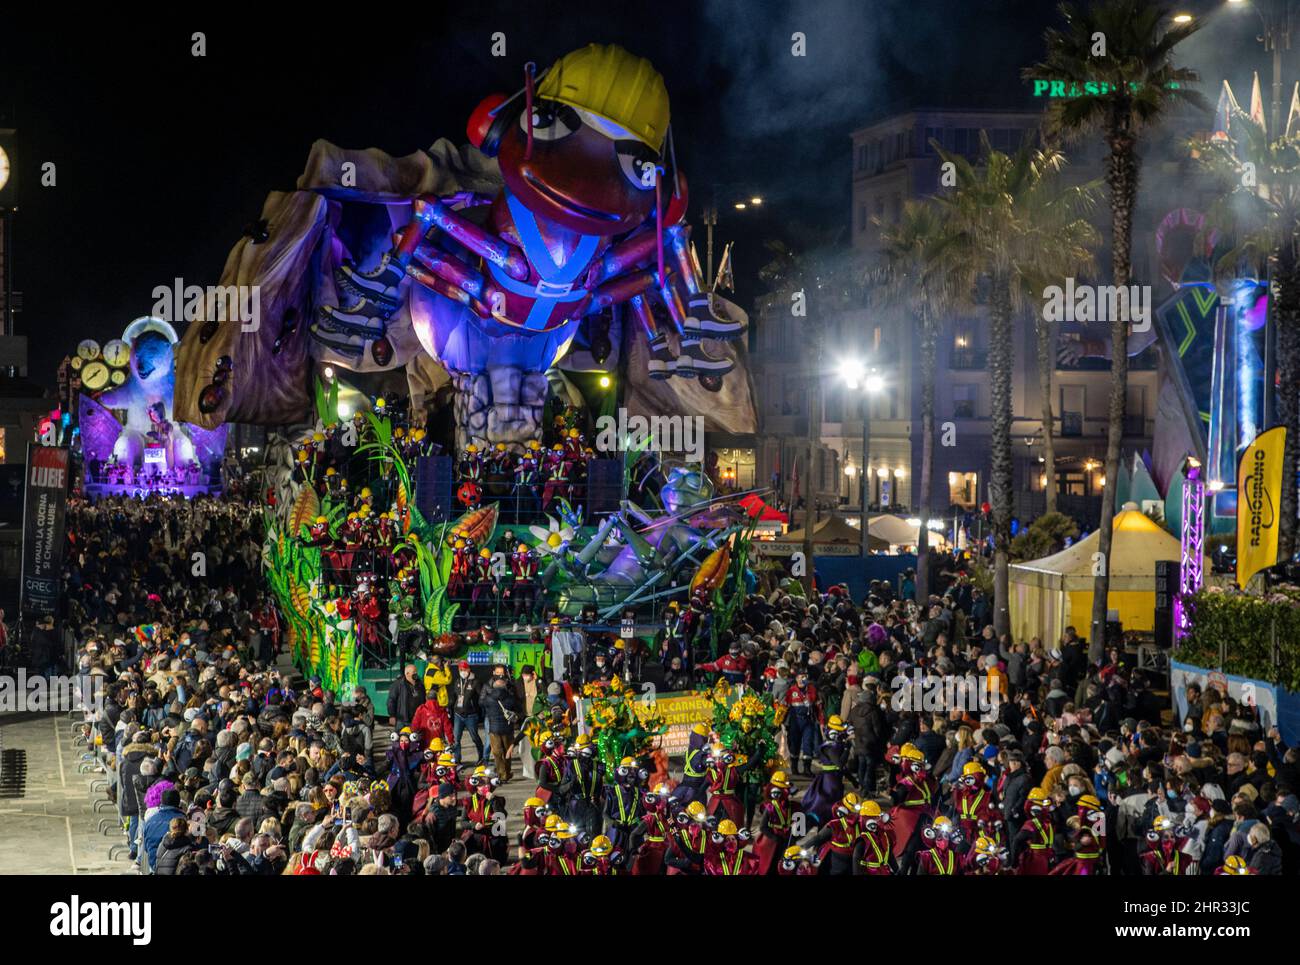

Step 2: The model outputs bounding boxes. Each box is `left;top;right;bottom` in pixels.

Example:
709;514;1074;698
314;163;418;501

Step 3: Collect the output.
1172;12;1192;22
750;197;763;205
864;372;885;393
734;202;747;210
1208;479;1225;492
839;357;866;388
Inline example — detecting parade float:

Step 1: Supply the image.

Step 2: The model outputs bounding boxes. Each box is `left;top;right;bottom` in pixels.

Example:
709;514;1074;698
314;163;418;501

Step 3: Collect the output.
68;317;227;499
171;42;770;701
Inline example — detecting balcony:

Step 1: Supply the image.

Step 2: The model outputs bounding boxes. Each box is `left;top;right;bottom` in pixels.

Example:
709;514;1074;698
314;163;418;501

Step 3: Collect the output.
949;348;988;370
1061;411;1083;437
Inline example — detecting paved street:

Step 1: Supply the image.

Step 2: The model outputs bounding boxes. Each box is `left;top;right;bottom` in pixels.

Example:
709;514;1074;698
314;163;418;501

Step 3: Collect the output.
0;712;132;874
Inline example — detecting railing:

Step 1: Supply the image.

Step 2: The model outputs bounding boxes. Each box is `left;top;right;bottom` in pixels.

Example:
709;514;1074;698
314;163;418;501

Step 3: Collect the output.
949;348;988;370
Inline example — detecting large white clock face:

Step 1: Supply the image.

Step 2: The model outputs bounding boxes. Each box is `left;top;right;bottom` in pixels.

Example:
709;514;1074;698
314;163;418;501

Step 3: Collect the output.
0;146;9;191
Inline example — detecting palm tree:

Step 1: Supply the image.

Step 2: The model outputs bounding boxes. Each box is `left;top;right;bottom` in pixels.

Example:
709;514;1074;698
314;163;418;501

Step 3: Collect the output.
875;200;961;601
935;134;1100;638
1024;0;1203;659
1193;115;1300;559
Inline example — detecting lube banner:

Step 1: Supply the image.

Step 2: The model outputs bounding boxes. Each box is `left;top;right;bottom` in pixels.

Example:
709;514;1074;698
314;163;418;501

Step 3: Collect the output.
1236;426;1286;588
20;444;70;617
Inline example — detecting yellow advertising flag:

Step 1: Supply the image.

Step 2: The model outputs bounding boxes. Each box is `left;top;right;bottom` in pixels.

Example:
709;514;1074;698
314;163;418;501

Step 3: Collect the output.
1236;426;1287;588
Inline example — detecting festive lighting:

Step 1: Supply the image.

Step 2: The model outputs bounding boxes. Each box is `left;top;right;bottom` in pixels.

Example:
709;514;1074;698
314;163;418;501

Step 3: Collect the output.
750;197;763;205
598;374;612;388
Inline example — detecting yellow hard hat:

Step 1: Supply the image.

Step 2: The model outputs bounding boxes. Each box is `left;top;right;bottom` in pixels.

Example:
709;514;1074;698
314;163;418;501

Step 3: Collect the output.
525;797;545;808
932;816;955;834
536;44;669;152
691;723;709;737
974;835;999;857
716;819;738;836
1078;794;1102;812
588;835;613;856
1152;815;1174;832
842;792;861;809
783;845;804;861
544;814;562;831
466;444;478;454
769;771;791;789
899;743;924;762
574;734;592;748
428;737;445;752
437;752;455;766
472;765;490;778
555;822;577;840
479;548;491;558
619;756;636;768
1222;855;1249;874
962;761;986;778
827;715;846;731
686;801;707;820
314;515;327;525
1027;787;1051;804
857;800;882;818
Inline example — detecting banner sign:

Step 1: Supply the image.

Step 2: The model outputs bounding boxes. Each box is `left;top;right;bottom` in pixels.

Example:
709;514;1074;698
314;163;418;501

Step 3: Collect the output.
654;692;715;756
1236;426;1286;588
20;445;70;618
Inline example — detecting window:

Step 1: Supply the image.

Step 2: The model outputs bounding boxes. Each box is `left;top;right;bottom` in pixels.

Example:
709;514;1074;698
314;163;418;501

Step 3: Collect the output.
949;471;977;507
953;384;977;418
1060;385;1085;437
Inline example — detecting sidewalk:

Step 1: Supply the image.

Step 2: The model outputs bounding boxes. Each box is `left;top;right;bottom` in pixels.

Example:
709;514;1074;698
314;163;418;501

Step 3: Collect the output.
0;712;131;874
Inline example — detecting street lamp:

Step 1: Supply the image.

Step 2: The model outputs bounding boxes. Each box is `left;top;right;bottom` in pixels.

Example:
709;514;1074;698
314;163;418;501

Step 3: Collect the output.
703;187;765;287
840;357;884;559
1227;0;1296;139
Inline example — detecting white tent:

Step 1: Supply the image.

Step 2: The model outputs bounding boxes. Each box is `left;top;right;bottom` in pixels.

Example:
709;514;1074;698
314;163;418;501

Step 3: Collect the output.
1009;503;1195;645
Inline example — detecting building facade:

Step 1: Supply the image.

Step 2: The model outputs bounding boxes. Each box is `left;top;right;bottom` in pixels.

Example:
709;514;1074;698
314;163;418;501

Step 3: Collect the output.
746;105;1212;530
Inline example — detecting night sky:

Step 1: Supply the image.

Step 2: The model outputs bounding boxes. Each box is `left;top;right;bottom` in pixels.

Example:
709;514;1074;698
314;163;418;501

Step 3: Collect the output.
0;0;1281;390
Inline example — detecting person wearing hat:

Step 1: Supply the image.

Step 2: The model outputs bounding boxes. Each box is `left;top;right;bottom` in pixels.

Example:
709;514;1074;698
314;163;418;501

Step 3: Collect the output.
450;660;485;765
671;723;712;806
752;770;794;874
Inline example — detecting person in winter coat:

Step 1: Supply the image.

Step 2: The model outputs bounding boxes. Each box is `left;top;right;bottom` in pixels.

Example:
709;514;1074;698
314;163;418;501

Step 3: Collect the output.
117;733;156;857
479;673;521;782
141;788;187;872
848;686;885;791
1246;823;1284;875
207;787;241;838
154;817;201;875
387;664;425;728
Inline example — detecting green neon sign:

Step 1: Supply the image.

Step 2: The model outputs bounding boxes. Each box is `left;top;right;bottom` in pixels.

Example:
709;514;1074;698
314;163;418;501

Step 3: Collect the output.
1031;80;1182;98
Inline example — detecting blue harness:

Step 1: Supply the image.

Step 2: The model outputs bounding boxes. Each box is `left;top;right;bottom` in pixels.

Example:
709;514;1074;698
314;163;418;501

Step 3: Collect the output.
486;190;600;331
